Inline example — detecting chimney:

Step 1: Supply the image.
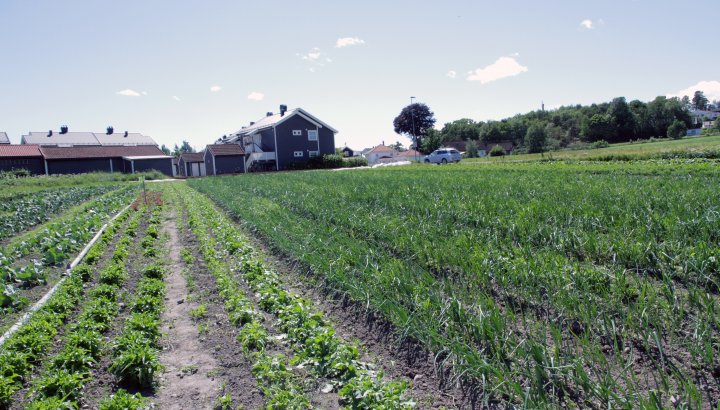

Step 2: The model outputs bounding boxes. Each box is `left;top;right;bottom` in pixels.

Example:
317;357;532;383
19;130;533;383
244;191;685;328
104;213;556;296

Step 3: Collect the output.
280;104;287;117
60;125;68;134
250;121;255;126
106;126;114;135
123;131;128;138
266;112;273;117
47;130;53;137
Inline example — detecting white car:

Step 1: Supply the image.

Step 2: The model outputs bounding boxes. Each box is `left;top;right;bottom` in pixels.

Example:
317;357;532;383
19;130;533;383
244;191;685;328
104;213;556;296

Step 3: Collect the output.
424;148;462;164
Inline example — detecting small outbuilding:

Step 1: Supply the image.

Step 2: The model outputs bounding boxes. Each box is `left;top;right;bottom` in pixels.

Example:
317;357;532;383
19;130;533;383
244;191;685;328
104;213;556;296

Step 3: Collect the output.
39;145;172;175
178;152;206;177
205;144;245;175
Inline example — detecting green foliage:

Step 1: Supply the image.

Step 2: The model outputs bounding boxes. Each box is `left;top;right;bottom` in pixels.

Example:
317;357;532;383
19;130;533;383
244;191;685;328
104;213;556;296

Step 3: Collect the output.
343;156;368;167
33;368;87;402
109;344;162;388
420;128;444;153
98;389;148;410
464;141;479;158
525;122;547;153
142;263;165;279
489;144;505;156
338;373;413;409
236;321;268;353
393;103;437;148
190;303;207;319
667;119;687;139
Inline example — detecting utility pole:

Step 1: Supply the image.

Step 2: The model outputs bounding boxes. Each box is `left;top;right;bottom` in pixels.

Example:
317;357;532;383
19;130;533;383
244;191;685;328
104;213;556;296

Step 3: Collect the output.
410;96;417;161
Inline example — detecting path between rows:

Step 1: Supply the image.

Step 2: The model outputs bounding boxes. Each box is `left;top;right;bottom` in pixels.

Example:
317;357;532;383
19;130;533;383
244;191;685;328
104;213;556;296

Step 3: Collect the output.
154;209;221;409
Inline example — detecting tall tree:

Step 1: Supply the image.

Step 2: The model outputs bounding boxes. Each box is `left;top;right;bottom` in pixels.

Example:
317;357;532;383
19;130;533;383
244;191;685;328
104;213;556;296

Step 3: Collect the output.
393;103;436;150
160;144;171;156
608;97;636;142
692;90;708;110
440;119;480;141
525;122;546;153
420;128;444;153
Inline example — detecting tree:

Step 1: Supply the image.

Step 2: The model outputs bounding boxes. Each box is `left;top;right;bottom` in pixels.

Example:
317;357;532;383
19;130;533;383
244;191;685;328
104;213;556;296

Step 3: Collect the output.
667;119;687;139
440;119;480;141
420;129;444;153
172;140;195;156
525;122;546;153
681;95;691;107
160;144;171;156
608;97;636;142
389;141;407;152
465;141;479;158
692;90;708;110
582;114;615;142
393;103;436;150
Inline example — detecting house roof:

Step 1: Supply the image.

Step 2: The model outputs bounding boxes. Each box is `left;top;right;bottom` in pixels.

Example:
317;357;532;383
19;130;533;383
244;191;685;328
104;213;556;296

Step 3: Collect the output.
0;144;42;157
122;155;173;161
367;145;395;154
21;131;157;146
95;132;157;146
228;107;338;142
0;133;9;144
23;132;99;146
179;152;205;163
397;149;423;157
206;144;245;156
39;145;165;160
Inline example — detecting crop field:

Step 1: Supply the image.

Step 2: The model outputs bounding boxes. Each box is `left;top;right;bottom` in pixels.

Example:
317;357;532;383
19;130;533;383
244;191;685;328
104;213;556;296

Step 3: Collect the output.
1;161;717;409
189;161;720;409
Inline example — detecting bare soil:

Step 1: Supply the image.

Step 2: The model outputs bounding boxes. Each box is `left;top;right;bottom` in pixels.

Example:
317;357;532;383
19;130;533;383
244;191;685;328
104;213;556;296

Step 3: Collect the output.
154;211;225;409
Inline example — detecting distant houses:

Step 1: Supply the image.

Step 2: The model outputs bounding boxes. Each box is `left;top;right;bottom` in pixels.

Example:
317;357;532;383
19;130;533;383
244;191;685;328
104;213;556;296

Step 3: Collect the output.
0;127;173;176
178;152;206;177
205;144;245;175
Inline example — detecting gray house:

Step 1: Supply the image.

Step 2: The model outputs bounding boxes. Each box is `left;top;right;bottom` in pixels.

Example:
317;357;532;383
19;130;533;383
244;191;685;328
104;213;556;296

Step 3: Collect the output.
205;144;245;175
226;105;337;171
38;145;173;175
0;144;44;174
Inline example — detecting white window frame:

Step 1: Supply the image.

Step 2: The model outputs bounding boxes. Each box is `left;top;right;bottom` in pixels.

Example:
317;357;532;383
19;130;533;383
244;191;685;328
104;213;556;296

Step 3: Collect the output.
292;130;302;136
309;150;320;158
294;151;304;158
308;130;318;141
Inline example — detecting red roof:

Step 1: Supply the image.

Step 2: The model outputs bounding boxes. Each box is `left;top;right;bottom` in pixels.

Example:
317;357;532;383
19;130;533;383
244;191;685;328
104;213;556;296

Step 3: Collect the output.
39;145;164;160
179;152;205;163
397;149;423;157
368;145;395;153
206;144;244;156
0;144;42;157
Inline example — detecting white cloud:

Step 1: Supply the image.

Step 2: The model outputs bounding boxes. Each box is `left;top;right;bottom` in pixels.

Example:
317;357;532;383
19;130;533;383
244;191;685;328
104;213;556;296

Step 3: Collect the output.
447;70;457;79
172;96;181;101
247;92;265;101
301;48;322;61
670;80;720;102
466;56;528;84
210;85;222;92
116;89;141;97
141;91;148;96
580;19;604;30
335;37;365;48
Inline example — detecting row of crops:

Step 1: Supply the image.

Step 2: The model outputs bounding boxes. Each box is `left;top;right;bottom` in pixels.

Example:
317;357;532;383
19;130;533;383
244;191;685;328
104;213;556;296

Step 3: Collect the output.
189;161;720;408
172;183;417;408
0;185;136;316
0;192;166;408
0;185;122;241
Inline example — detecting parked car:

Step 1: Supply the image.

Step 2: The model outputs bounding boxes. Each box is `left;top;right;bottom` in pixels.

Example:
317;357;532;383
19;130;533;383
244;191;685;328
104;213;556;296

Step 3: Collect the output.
424;148;462;164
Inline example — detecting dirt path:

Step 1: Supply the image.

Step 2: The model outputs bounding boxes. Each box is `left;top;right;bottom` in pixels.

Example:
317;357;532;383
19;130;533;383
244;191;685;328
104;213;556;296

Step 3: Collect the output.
154;210;223;409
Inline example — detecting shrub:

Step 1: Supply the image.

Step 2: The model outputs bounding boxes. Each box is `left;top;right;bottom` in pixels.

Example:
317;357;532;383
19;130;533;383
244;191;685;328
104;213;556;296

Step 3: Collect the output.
590;140;609;149
321;154;344;169
667;119;687;139
489;145;506;156
98;389;148;410
343;157;368;168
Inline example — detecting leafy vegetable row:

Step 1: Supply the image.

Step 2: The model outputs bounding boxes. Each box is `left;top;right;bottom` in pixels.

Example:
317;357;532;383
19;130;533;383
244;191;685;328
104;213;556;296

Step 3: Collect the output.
175;183;416;409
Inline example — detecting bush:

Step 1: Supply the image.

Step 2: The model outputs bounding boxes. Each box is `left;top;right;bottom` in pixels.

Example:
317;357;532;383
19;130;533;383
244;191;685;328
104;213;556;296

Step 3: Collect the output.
590;140;609;149
465;141;479;158
667;120;687;140
489;145;505;156
343;157;368;167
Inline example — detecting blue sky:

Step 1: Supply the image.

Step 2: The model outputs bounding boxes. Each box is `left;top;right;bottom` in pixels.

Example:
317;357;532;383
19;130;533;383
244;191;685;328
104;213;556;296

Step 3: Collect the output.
1;0;718;150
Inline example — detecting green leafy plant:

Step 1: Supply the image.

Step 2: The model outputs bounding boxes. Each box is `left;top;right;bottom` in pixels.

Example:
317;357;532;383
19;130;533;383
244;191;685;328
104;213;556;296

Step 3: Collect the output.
98;388;148;410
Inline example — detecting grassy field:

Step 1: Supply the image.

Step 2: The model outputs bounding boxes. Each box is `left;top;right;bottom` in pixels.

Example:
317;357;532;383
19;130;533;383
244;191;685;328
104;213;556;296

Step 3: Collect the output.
190;161;720;408
468;133;720;162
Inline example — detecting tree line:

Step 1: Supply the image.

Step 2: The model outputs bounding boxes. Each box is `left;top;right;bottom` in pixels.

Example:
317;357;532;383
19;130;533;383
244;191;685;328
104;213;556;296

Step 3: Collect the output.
395;91;718;154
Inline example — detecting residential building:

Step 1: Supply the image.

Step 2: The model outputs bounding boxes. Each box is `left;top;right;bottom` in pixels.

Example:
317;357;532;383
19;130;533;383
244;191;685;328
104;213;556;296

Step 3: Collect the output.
225;105;337;172
39;145;172;175
364;144;397;164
